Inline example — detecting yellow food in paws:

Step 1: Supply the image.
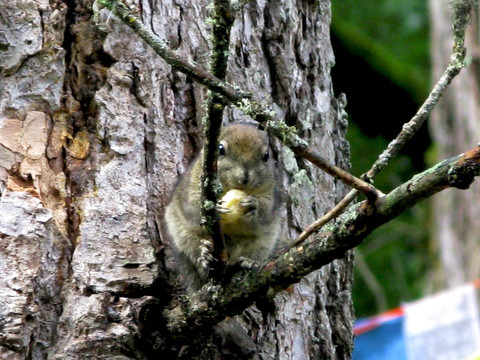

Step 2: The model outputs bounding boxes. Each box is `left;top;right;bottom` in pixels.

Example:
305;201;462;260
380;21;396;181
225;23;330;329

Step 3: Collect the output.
220;189;247;224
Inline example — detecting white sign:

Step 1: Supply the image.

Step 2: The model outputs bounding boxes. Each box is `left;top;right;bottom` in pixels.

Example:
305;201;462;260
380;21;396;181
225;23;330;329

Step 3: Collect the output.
404;284;480;360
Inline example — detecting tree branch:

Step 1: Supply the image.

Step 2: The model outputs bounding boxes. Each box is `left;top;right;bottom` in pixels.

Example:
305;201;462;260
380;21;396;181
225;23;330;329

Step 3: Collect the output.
291;0;475;246
200;0;235;271
365;0;474;180
291;46;468;247
366;54;467;182
291;189;357;247
163;145;480;338
95;0;380;200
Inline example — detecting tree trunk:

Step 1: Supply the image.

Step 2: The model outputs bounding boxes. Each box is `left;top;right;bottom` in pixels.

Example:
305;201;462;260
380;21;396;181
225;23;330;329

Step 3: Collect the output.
429;0;480;288
0;0;353;358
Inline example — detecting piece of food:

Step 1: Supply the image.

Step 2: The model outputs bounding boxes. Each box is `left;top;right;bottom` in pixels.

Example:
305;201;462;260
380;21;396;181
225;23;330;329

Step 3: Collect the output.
219;189;248;224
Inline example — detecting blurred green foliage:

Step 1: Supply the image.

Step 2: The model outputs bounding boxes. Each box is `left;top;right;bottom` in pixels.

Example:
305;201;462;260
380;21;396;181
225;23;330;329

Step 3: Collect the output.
331;0;433;318
332;0;430;102
347;122;432;317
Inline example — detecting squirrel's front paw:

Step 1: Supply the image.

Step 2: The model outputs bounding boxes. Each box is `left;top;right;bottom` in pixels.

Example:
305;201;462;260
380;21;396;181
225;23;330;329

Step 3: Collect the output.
217;190;248;223
240;196;258;216
217;203;232;215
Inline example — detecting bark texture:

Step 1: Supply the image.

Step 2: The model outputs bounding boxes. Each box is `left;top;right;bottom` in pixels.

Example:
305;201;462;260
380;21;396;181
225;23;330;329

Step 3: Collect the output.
0;0;353;358
429;0;480;287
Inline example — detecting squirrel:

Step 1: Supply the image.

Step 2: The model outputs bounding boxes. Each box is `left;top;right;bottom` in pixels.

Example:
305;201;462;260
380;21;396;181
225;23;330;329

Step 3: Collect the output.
165;123;281;292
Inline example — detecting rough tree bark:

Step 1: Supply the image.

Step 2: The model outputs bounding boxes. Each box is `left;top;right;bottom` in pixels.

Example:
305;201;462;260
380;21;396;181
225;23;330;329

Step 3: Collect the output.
0;0;353;359
429;0;480;287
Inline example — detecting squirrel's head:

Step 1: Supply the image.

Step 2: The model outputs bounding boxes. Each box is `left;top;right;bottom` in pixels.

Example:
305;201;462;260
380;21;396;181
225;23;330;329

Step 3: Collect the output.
217;123;275;194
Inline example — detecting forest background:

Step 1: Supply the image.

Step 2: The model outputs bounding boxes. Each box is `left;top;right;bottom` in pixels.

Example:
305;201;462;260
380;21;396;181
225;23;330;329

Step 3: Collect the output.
332;0;439;317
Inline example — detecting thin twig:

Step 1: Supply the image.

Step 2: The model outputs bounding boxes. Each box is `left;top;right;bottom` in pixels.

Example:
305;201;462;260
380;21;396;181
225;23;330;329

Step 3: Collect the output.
201;0;235;272
366;0;474;180
366;55;466;181
291;189;357;247
290;0;473;247
294;147;382;202
97;0;248;102
96;0;380;199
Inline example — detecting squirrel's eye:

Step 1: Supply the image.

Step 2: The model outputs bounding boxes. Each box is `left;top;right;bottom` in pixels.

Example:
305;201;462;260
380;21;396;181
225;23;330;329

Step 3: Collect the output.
218;143;226;156
262;151;269;162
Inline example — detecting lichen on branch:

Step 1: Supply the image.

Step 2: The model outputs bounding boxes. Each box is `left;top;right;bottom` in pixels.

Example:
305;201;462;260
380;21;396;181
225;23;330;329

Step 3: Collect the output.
94;0;379;200
200;0;235;272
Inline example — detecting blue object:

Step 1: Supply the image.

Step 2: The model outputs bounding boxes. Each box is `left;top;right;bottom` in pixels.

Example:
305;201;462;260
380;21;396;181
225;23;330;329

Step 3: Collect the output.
353;316;407;360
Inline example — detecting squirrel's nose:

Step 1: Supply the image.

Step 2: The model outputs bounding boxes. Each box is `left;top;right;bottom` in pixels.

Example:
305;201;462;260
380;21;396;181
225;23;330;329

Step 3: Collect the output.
237;169;249;186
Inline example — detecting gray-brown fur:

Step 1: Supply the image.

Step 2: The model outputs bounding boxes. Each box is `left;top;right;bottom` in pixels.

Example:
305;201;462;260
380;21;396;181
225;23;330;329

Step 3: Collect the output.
165;123;280;292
